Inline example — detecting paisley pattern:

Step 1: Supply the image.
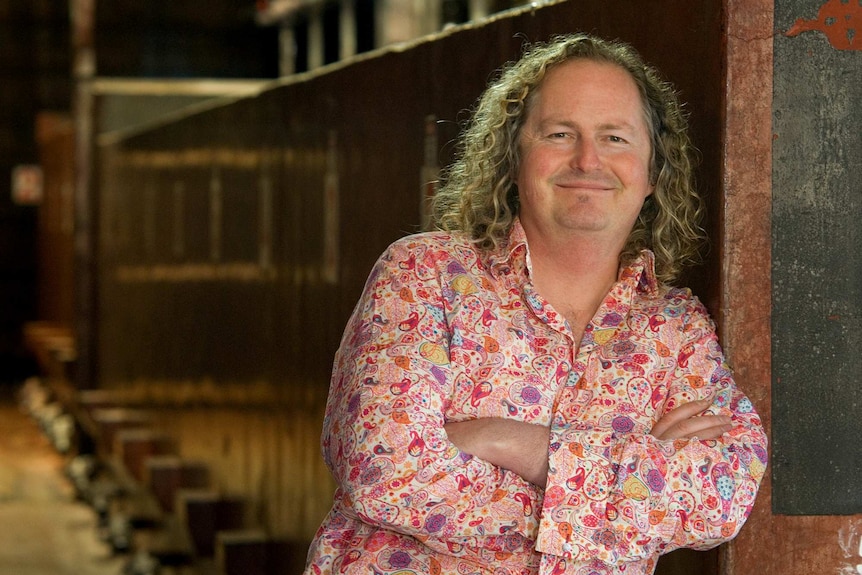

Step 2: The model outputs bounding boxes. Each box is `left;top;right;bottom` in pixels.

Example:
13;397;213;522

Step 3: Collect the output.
305;220;767;575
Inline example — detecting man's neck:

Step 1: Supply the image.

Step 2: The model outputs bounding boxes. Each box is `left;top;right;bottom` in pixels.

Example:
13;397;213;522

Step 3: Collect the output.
526;225;622;283
524;228;623;336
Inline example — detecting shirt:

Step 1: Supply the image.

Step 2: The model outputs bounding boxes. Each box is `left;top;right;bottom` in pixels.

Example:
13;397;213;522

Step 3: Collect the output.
304;220;767;575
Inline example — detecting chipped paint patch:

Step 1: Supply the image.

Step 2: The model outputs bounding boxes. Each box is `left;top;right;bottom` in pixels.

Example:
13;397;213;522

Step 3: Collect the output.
838;519;862;574
786;0;861;50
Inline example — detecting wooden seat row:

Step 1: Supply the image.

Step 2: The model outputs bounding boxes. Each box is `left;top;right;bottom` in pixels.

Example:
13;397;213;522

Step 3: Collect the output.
19;365;308;575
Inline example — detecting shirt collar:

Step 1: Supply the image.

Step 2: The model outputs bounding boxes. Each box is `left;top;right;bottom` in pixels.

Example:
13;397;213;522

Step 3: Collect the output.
487;217;660;296
620;249;659;296
487;218;529;277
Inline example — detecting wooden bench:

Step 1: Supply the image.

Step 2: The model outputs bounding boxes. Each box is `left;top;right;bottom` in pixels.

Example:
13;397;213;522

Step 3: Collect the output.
145;456;210;513
176;490;246;558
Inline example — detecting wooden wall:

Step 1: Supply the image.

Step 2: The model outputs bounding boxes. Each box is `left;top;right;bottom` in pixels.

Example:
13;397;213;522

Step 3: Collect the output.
0;2;71;379
35;113;76;326
93;0;729;570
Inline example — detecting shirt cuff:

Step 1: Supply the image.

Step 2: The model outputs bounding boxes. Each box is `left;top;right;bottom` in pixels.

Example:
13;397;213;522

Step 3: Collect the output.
535;430;648;564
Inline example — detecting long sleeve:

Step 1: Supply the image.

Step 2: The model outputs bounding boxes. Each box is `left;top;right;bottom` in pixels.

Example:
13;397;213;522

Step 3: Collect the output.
321;238;542;554
535;291;767;565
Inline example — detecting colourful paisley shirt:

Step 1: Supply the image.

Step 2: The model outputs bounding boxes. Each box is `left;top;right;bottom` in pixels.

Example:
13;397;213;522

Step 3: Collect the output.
305;220;767;575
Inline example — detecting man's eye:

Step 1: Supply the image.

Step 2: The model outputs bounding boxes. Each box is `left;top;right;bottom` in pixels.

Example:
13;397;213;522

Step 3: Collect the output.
608;135;626;143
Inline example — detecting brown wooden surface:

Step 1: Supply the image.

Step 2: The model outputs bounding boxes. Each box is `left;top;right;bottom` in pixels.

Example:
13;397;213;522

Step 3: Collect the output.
0;2;72;377
35;113;76;327
96;0;725;401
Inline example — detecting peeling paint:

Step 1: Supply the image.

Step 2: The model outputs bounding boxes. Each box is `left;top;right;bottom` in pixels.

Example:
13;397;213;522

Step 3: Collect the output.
786;0;861;50
838;520;862;574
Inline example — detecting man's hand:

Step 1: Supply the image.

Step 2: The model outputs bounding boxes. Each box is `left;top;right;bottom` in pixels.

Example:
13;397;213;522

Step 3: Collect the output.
650;395;733;440
444;418;550;488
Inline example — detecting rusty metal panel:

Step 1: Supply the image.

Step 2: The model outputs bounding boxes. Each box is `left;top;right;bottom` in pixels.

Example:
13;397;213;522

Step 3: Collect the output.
772;0;862;515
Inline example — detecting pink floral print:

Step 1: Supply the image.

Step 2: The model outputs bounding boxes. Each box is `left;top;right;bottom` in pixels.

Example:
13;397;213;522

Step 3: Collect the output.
305;220;766;575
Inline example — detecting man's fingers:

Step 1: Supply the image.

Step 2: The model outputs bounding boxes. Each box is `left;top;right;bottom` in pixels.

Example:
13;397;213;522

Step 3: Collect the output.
672;397;715;418
651;395;733;440
650;397;713;438
677;420;734;440
658;415;733;440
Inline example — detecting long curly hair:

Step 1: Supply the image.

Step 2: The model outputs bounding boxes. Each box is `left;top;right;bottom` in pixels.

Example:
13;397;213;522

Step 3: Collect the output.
432;34;705;285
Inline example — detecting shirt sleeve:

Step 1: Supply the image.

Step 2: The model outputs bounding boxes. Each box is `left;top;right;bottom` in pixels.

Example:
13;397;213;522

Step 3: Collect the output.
535;297;767;564
321;240;542;551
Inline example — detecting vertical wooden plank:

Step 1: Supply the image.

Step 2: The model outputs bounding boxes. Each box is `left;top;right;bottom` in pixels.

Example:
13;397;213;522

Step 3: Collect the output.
71;0;97;390
35;113;76;325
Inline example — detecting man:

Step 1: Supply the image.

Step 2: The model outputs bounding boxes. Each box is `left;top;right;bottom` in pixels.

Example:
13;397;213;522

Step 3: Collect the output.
304;34;767;575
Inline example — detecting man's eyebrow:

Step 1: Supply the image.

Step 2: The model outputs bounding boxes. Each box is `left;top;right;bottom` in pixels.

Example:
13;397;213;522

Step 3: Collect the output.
540;115;574;124
595;121;639;132
536;118;640;132
534;118;578;132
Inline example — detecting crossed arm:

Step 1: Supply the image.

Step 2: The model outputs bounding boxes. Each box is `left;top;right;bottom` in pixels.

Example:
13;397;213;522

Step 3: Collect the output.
443;395;732;489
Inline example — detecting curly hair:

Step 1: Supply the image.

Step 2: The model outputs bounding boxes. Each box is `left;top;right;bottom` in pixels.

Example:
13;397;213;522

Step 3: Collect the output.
432;34;705;285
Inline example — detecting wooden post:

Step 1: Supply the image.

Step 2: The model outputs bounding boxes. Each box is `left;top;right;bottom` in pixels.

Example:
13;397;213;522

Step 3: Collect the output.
70;0;98;391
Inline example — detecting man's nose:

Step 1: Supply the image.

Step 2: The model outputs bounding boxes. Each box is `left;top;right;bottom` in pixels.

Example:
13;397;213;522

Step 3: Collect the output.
570;138;602;171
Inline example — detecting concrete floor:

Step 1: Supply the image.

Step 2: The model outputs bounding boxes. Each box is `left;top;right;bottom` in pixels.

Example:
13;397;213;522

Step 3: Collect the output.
0;384;126;575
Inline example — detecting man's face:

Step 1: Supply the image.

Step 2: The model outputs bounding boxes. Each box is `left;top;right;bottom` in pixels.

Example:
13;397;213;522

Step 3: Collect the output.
515;58;654;248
